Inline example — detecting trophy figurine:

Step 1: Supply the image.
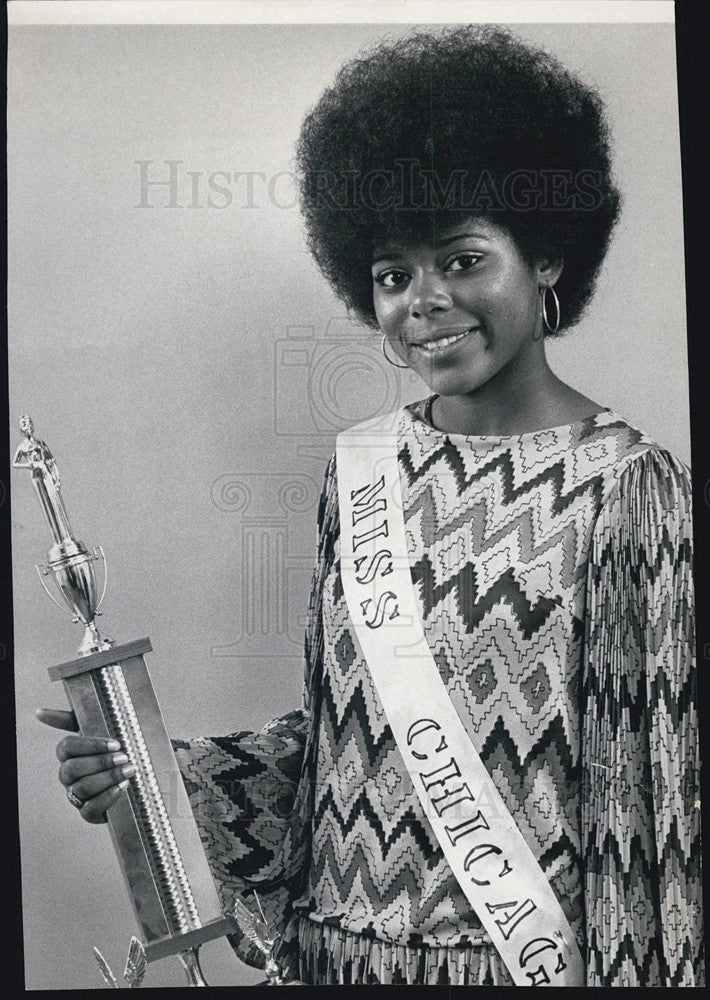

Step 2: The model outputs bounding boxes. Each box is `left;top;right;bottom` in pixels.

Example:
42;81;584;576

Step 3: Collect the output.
14;416;237;987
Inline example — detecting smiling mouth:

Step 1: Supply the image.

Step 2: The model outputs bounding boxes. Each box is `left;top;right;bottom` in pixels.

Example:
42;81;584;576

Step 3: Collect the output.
410;327;480;355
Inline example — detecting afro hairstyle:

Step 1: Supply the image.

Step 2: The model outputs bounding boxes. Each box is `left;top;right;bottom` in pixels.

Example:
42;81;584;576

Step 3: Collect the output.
295;25;622;334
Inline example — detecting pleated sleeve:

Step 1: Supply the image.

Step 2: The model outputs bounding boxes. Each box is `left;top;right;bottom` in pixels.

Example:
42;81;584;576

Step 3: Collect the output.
582;446;703;986
169;454;340;972
171;712;309;969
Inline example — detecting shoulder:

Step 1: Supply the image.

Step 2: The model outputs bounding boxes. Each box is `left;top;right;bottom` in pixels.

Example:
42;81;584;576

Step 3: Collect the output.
317;451;340;541
599;410;691;514
321;403;423;533
329;403;422;473
590;415;693;557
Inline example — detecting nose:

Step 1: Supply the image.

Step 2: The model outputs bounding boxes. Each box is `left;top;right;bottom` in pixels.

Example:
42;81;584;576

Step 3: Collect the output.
408;269;453;318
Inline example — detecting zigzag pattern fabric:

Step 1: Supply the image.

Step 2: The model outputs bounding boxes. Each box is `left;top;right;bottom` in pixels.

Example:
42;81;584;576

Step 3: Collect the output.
173;401;703;986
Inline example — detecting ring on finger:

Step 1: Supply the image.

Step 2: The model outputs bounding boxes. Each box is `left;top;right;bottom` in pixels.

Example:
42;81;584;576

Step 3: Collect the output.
66;786;83;809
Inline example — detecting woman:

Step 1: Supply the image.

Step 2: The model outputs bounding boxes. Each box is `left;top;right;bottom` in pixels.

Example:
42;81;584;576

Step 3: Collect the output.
39;26;703;986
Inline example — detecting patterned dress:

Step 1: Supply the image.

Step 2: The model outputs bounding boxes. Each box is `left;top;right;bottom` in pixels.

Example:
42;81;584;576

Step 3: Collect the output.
173;400;703;986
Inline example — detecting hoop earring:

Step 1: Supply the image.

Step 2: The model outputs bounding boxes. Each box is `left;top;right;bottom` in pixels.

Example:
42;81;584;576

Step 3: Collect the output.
540;285;561;334
381;334;408;368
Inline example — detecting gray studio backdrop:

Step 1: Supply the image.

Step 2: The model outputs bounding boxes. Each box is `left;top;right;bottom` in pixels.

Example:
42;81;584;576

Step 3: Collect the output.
9;21;687;990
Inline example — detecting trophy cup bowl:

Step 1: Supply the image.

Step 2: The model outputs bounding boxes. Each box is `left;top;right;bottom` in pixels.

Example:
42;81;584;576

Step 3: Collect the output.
48;539;98;619
36;539;111;656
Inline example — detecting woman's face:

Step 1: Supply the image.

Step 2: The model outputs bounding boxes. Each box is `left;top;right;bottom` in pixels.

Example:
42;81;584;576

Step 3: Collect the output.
371;217;559;398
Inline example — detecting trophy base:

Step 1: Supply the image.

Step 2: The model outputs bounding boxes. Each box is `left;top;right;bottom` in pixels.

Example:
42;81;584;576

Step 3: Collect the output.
143;915;237;963
256;981;305;987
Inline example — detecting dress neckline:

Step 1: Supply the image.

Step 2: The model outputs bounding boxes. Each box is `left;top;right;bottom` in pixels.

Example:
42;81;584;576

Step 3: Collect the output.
413;394;615;441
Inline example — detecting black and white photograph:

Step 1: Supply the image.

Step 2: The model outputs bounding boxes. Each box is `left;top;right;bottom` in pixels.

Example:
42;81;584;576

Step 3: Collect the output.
6;0;704;990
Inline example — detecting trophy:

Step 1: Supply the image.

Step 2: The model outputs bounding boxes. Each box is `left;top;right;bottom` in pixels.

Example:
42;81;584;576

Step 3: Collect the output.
14;416;242;987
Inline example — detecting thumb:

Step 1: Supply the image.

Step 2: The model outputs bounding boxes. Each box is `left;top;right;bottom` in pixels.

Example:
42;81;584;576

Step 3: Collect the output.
35;708;79;732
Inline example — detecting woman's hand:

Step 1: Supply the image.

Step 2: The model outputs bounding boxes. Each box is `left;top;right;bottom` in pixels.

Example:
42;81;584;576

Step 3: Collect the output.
36;708;135;824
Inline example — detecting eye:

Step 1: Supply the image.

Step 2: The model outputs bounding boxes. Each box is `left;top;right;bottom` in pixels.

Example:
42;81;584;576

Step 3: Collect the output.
446;252;481;272
373;268;410;288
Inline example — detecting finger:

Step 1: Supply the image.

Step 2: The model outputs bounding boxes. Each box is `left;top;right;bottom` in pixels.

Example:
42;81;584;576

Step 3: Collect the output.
58;751;131;786
55;734;122;763
36;708;79;733
69;762;136;798
80;782;130;825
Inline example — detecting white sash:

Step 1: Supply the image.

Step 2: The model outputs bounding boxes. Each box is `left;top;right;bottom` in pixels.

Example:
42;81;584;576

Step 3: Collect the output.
335;414;584;987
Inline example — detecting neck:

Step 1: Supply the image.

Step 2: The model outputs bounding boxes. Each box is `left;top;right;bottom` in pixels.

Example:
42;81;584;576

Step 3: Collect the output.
432;360;588;437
